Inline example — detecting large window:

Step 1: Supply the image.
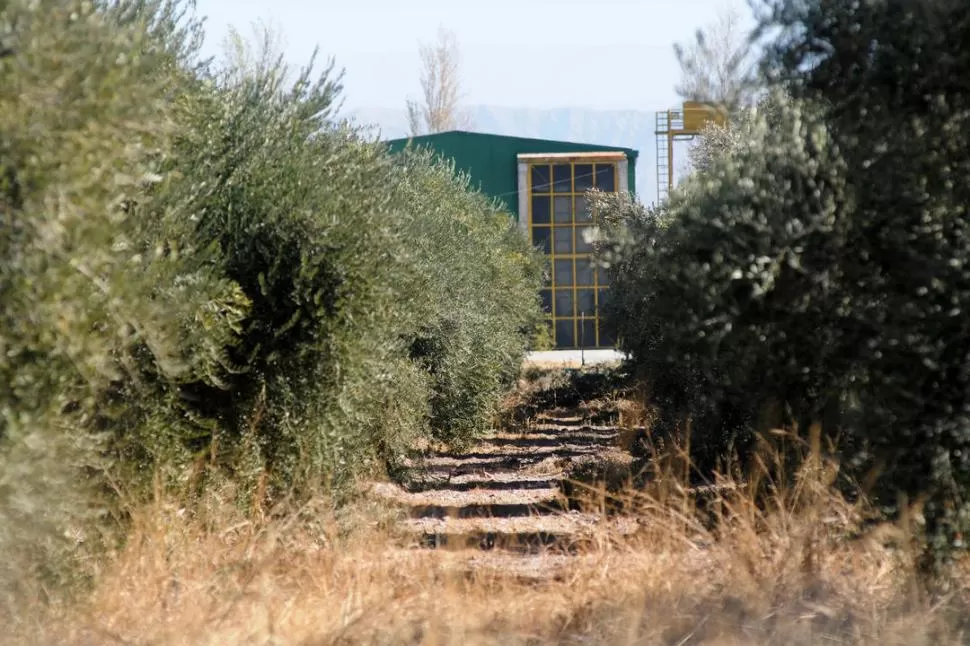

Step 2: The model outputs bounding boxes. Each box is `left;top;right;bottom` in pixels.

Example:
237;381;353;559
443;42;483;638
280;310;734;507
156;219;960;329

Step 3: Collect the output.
527;159;620;349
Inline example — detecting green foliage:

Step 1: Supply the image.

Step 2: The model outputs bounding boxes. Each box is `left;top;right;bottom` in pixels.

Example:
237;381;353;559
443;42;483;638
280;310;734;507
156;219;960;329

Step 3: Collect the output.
527;319;556;352
687;92;787;174
390;149;543;445
0;0;541;609
146;43;427;493
760;0;970;569
0;0;246;610
599;94;850;472
142;41;542;491
600;0;970;569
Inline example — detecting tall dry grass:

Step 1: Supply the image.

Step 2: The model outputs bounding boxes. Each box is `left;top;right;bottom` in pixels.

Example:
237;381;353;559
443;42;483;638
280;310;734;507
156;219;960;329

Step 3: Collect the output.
10;423;968;646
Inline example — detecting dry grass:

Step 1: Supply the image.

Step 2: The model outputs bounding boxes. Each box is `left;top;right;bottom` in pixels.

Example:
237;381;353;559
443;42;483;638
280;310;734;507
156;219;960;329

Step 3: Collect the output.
7;371;969;645
9;468;968;645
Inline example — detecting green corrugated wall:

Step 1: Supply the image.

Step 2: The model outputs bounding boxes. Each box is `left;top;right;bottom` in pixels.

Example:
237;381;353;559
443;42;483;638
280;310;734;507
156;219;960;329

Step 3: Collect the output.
385;130;638;221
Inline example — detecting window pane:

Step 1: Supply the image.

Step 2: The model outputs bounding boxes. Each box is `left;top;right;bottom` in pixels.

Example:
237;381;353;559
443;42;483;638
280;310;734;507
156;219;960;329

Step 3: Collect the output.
532;195;551;224
553;227;573;253
539;289;552;314
532;226;551;254
577;289;595;315
554;196;572;223
574;195;590;222
578;319;596;348
553;164;572;193
596;265;610;287
554;290;574;317
576;226;593;253
531;165;551;193
595;164;616;191
555;319;575;348
599;317;617;347
574;163;594;192
598;288;609;310
554;259;573;286
576;258;595;285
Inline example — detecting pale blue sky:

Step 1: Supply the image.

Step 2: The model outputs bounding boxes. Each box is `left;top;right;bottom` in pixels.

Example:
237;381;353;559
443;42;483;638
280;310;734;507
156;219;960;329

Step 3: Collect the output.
194;0;754;114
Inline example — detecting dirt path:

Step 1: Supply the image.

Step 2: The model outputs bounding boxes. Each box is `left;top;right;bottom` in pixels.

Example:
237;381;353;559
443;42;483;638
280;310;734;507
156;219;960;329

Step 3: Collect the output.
369;388;642;579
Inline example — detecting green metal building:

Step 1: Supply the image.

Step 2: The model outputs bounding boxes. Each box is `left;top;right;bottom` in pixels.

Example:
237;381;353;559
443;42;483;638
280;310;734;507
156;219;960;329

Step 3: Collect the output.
385;130;639;351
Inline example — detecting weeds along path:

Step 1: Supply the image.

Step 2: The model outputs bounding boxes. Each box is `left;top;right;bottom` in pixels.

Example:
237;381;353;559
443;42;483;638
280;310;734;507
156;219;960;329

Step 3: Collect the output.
369;367;643;579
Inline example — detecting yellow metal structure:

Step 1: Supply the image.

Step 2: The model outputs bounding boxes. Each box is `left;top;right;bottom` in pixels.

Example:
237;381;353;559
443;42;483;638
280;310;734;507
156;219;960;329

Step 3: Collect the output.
655;101;729;203
682;101;729;132
522;154;623;349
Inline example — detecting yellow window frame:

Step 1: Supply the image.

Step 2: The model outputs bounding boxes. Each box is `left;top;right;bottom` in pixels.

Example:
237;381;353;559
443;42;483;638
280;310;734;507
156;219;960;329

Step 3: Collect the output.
526;156;620;349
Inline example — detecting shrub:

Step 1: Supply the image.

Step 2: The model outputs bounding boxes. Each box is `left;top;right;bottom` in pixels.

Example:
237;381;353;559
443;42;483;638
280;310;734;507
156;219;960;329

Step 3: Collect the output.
600;0;970;569
595;94;852;476
143;45;429;495
390;148;543;446
145;43;542;493
0;0;542;608
0;0;247;609
760;0;970;568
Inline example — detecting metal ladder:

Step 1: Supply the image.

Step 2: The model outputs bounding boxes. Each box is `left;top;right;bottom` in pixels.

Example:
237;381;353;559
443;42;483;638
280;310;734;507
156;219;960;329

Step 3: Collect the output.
655;111;670;205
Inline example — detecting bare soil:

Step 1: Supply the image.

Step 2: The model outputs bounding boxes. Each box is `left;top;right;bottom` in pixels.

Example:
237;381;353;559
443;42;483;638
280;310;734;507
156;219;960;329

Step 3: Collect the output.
369;401;640;570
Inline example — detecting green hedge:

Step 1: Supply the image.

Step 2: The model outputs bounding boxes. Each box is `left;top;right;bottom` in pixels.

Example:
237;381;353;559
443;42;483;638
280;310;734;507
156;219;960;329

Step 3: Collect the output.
597;95;850;473
143;48;431;494
0;0;541;604
0;0;248;602
598;0;970;568
762;0;970;568
391;148;543;446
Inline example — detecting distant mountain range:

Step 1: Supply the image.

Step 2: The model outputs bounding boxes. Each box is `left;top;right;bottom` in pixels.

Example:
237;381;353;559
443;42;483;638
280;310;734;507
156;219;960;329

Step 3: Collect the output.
347;105;669;205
